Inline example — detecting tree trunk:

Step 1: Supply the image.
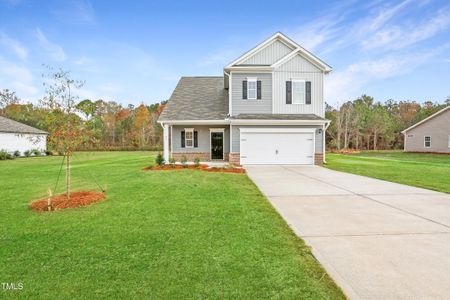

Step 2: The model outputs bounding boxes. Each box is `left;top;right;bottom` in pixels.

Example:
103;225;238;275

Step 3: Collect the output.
366;134;370;150
355;133;359;150
373;130;378;150
66;153;70;199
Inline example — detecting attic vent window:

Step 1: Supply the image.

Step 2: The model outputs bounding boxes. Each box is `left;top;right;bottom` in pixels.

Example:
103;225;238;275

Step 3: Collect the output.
247;78;257;100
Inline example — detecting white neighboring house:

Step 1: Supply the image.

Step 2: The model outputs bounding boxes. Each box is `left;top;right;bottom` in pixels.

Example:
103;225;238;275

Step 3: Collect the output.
0;116;48;155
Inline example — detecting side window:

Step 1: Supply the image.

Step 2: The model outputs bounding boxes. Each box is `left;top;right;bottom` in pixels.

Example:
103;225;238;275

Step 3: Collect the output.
247;78;257;100
185;128;194;148
424;136;431;148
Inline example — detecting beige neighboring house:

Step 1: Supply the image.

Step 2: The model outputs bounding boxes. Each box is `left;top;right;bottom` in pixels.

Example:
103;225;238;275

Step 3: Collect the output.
402;105;450;153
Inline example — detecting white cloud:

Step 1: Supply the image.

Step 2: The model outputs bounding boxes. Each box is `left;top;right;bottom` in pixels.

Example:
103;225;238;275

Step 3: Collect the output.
362;7;450;50
0;58;40;101
325;45;450;102
0;33;28;60
35;28;67;61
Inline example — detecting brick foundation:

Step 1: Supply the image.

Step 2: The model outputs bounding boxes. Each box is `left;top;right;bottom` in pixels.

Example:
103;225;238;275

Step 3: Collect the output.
172;152;230;162
229;152;240;165
315;153;324;165
172;152;209;161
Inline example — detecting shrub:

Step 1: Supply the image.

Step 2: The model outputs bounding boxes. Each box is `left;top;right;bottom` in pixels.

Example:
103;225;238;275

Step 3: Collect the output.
169;157;176;168
44;150;52;156
155;153;165;166
13;150;21;157
194;157;200;168
0;150;14;160
24;150;31;157
31;149;41;156
0;150;8;160
181;155;188;168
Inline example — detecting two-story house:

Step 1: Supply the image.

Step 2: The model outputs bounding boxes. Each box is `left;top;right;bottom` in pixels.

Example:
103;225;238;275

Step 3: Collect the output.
158;32;332;165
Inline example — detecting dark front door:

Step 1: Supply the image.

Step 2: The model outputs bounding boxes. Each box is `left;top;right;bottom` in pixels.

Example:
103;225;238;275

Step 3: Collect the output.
211;132;223;160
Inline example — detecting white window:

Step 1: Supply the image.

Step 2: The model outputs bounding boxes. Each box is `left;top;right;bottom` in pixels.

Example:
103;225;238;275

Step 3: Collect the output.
247;77;257;100
292;79;305;104
185;128;194;148
424;136;431;148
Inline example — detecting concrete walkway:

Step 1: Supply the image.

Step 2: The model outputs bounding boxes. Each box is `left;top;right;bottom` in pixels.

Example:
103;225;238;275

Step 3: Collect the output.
246;165;450;300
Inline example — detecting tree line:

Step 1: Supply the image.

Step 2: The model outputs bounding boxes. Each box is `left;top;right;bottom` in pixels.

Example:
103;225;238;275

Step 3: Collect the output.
326;95;450;150
0;68;166;152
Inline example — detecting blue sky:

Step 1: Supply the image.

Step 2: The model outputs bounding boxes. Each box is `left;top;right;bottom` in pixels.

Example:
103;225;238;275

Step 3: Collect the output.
0;0;449;107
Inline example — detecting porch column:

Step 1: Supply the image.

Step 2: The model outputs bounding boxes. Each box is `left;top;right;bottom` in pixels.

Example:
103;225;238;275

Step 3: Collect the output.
163;123;169;162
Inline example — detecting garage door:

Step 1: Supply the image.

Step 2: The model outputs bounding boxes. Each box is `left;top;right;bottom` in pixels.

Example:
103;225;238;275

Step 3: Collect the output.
240;130;314;165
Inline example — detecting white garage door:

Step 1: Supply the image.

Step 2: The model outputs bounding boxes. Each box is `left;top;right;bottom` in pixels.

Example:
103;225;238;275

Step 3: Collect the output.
240;129;314;165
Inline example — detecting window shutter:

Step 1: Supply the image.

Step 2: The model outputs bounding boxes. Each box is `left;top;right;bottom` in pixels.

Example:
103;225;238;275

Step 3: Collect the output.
242;80;247;99
181;131;185;148
194;131;198;147
306;81;311;104
286;81;292;104
257;80;262;99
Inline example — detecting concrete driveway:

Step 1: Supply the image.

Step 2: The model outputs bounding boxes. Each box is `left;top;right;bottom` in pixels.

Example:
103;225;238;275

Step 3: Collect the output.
246;165;450;300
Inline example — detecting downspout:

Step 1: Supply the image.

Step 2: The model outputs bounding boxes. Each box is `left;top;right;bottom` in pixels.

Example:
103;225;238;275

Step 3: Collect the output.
323;121;331;164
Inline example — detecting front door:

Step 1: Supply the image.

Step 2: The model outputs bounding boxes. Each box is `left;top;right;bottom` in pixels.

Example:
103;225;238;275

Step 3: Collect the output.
211;132;224;160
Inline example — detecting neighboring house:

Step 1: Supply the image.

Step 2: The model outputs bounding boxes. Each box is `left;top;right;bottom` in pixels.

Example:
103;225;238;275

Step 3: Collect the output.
402;105;450;153
158;32;332;165
0;116;48;155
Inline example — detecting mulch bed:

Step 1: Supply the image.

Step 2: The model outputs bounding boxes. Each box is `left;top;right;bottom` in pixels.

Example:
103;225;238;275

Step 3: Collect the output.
30;191;106;212
143;164;246;173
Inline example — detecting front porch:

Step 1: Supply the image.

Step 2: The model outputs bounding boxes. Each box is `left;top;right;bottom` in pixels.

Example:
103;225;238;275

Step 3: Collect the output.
163;124;230;162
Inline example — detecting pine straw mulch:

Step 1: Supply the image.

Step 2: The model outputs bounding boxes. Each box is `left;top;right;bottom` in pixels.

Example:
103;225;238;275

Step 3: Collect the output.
30;191;106;212
143;164;246;173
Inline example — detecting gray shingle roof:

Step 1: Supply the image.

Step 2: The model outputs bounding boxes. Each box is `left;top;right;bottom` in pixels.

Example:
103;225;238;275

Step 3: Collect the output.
158;77;228;121
231;114;326;120
0;116;48;134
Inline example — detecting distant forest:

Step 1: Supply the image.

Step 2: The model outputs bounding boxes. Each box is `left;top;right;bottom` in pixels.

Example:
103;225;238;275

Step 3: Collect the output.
1;87;449;152
0;88;167;151
326;95;450;150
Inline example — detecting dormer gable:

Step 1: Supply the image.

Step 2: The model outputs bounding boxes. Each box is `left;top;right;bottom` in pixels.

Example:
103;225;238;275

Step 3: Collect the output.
224;32;331;73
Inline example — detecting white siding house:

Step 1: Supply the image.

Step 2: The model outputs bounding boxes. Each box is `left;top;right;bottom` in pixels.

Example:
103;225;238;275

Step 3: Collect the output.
0;116;48;155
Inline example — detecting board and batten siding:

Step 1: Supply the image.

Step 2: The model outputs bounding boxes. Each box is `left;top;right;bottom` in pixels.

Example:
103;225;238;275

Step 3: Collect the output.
240;40;294;65
231;125;323;153
404;108;450;153
273;54;324;117
172;125;230;154
231;73;272;115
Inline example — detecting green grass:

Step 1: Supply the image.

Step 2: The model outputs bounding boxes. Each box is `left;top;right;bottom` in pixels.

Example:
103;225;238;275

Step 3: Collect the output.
325;151;450;193
0;152;343;299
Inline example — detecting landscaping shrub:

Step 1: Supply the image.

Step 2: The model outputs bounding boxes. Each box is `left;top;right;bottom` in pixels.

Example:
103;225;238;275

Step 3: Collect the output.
0;150;9;160
44;150;52;156
169;157;176;168
194;157;200;168
13;150;21;157
24;150;31;157
181;155;188;168
155;153;165;166
31;149;41;156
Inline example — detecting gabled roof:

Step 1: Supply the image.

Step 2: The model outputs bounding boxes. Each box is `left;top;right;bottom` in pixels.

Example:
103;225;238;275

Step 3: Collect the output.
224;32;332;73
402;105;450;133
0;116;48;134
158;77;228;121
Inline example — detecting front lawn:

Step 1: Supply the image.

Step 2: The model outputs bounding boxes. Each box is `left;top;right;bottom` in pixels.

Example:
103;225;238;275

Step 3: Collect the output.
0;152;343;299
325;151;450;193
